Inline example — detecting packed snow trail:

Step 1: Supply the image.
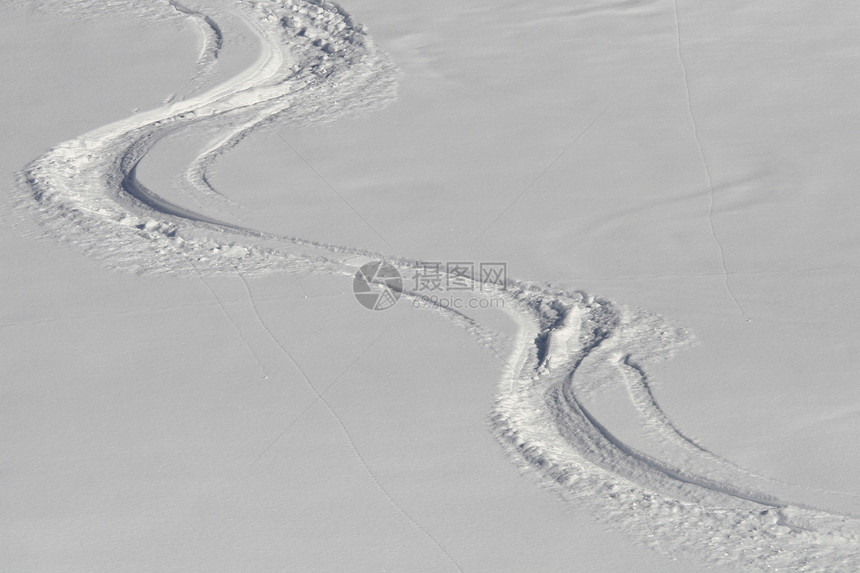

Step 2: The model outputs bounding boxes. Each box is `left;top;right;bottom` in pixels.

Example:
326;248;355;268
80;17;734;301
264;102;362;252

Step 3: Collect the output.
14;1;860;570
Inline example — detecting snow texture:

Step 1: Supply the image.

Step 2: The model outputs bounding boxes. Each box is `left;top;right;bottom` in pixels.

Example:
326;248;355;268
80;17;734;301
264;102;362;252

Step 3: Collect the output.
13;1;860;571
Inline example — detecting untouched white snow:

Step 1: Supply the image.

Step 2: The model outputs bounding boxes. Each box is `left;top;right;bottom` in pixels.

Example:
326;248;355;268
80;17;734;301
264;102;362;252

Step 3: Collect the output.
3;0;859;571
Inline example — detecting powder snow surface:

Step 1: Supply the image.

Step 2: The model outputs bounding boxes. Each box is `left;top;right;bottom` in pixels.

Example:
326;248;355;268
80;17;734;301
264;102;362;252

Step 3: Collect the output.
4;0;859;571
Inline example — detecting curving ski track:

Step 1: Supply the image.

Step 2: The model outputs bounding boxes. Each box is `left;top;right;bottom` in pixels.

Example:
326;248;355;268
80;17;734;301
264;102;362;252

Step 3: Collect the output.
14;0;860;570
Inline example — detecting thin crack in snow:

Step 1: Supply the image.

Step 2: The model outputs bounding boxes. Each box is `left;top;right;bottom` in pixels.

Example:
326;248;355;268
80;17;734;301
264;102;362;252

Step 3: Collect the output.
671;0;749;321
239;273;464;573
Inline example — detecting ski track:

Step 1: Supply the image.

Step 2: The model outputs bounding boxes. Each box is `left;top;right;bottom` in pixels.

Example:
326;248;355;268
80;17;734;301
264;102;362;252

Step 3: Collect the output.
13;0;860;570
168;0;223;89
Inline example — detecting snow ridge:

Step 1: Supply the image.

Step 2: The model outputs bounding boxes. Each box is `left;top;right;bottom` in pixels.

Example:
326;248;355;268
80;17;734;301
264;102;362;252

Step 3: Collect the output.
14;1;860;570
168;0;224;86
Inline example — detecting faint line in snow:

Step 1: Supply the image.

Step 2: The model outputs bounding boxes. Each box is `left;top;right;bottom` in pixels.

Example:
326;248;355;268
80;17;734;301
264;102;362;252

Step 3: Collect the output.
238;273;318;390
193;263;271;380
467;109;604;249
274;129;392;249
671;0;748;320
239;273;463;572
252;321;393;463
